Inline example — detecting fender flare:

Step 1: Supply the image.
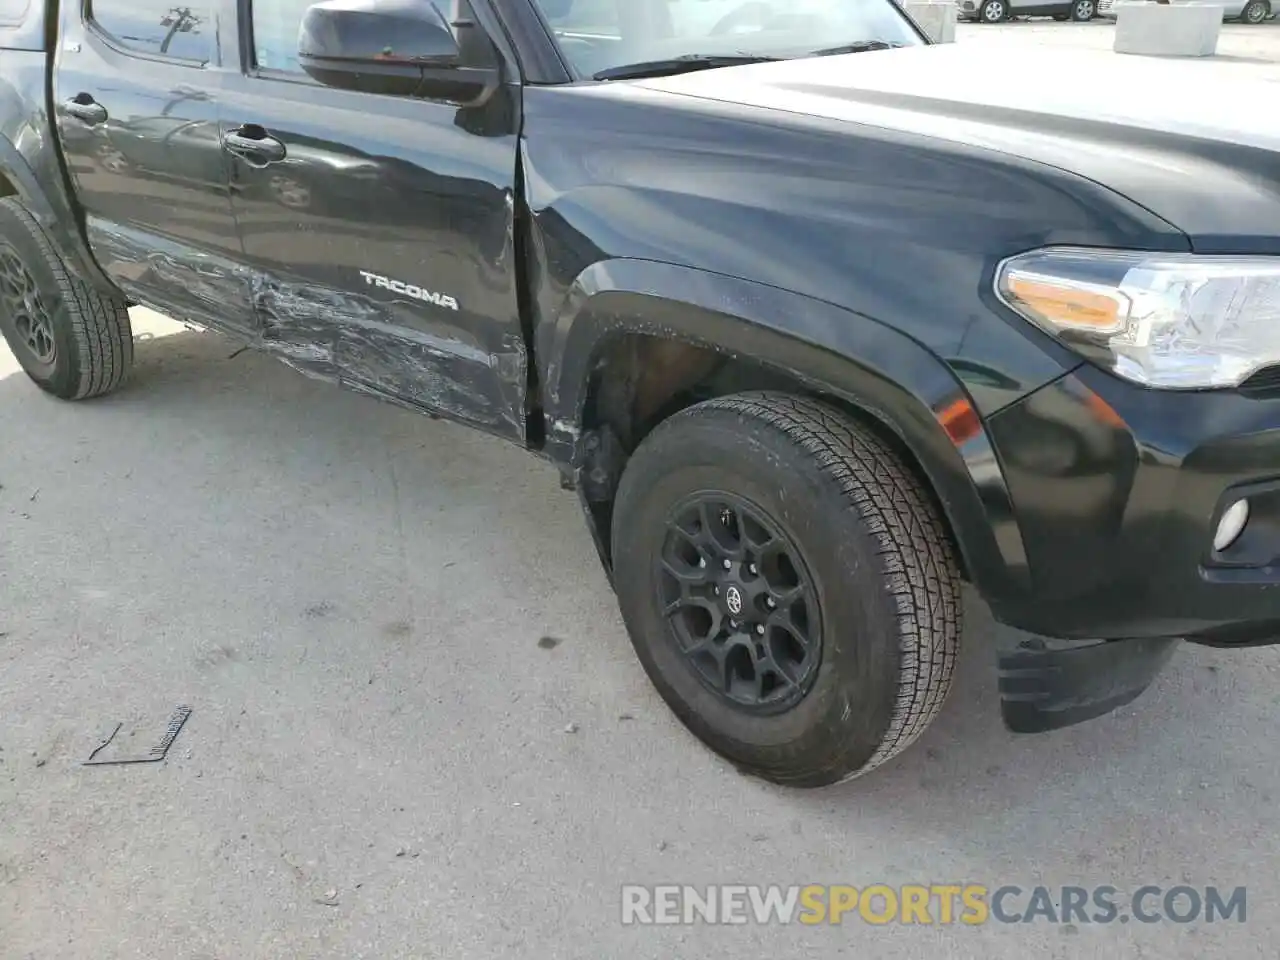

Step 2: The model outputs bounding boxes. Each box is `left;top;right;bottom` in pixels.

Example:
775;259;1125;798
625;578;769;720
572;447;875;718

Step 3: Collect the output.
0;134;113;289
537;258;1031;605
0;136;58;221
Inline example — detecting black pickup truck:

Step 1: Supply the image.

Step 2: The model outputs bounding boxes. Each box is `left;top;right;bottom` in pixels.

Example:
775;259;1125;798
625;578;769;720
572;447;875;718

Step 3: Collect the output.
2;0;1278;787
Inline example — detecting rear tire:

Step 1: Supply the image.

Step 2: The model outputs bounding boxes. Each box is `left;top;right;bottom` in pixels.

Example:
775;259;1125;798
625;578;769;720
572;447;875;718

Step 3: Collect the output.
1240;0;1268;22
1071;0;1096;19
979;0;1007;20
611;392;963;787
0;197;132;399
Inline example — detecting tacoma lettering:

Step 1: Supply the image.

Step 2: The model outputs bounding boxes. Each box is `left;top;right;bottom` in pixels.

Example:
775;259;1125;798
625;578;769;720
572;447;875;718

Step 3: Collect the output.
359;270;459;311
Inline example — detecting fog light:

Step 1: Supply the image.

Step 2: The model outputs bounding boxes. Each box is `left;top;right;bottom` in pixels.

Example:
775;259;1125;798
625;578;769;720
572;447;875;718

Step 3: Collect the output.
1213;499;1250;552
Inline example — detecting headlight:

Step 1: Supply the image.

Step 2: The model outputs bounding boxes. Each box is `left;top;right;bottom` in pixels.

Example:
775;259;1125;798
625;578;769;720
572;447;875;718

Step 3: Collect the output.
995;248;1280;389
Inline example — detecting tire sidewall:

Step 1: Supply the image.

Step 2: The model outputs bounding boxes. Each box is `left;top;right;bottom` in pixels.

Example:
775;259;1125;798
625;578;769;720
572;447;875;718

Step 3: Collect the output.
613;412;901;779
0;204;83;397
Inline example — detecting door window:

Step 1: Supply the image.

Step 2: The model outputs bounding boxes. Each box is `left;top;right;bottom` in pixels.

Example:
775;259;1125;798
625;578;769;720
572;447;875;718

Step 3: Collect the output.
250;0;316;72
87;0;211;61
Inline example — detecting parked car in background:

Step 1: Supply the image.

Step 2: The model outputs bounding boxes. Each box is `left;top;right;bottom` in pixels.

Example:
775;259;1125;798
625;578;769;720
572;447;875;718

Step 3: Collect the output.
1097;0;1274;22
958;0;1097;23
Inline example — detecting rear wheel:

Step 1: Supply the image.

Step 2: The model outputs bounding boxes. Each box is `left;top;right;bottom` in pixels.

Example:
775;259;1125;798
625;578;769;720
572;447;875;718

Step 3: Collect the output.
1071;0;1095;17
979;0;1007;20
1240;0;1268;22
0;198;132;399
611;393;963;787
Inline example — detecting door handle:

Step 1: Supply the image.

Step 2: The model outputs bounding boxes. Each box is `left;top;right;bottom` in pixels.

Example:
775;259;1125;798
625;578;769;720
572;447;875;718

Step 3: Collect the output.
222;126;286;164
64;94;107;125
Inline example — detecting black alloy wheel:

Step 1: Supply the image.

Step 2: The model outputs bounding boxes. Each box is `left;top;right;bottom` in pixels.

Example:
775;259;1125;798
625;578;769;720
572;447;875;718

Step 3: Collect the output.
659;492;822;714
0;245;56;372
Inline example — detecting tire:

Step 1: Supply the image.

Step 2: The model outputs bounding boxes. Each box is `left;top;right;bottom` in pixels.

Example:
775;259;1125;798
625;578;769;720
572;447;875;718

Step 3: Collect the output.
979;0;1007;19
611;392;962;787
1240;0;1268;22
0;197;132;399
1071;0;1096;18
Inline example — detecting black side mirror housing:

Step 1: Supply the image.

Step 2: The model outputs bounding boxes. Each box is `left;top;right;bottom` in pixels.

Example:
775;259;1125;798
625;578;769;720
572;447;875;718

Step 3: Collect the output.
298;0;499;104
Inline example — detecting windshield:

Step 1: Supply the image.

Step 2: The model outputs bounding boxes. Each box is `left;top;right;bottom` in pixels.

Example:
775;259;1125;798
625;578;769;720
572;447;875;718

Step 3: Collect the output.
533;0;922;79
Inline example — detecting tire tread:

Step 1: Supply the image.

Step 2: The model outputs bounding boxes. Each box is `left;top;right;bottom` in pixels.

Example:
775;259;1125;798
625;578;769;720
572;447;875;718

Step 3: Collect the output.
0;197;132;399
689;392;963;782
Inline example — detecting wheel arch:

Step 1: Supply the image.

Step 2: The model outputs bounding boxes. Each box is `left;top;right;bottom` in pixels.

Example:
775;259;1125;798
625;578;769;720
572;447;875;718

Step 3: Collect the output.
0;132;115;291
537;259;1031;606
0;138;52;217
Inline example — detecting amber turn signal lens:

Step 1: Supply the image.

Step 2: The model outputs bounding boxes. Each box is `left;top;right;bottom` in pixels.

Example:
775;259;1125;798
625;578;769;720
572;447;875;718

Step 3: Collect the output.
1003;275;1124;333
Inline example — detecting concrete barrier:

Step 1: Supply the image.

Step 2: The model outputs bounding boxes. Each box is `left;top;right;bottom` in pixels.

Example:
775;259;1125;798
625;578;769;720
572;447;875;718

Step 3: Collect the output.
905;0;958;42
1114;3;1223;56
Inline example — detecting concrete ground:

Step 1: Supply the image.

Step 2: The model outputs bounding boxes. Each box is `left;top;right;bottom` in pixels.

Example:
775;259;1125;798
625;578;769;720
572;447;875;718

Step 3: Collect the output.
5;22;1280;960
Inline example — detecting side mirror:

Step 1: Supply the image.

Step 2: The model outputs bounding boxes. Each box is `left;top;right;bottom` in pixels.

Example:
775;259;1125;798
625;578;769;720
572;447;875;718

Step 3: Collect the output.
298;0;498;104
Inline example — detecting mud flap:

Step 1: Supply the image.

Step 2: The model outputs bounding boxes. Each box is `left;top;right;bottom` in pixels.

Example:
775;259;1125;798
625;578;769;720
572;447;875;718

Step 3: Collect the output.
998;635;1180;734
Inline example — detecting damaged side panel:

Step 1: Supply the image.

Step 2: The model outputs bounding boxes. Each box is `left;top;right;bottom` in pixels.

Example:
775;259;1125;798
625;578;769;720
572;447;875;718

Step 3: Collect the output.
215;75;529;441
287;280;516;431
95;219;526;433
249;258;526;438
89;215;526;436
85;217;257;335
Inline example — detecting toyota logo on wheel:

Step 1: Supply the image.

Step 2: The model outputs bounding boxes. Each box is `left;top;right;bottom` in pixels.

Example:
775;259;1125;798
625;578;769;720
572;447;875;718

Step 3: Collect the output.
725;586;743;616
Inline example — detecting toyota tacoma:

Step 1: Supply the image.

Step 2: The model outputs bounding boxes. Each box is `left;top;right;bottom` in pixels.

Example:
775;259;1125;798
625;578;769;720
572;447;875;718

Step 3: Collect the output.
1;0;1277;786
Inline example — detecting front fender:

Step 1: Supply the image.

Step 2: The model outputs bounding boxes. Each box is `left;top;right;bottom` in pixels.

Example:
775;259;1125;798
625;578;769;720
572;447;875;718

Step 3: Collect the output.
538;258;1032;608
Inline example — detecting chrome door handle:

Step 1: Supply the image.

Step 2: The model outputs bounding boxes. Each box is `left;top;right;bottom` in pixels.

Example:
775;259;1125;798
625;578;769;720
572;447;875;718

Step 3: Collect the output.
64;94;107;125
223;126;286;164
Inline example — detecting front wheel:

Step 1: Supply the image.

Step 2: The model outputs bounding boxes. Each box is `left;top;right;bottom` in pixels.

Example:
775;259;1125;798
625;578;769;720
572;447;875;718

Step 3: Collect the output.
1071;0;1096;18
979;0;1008;19
611;393;963;787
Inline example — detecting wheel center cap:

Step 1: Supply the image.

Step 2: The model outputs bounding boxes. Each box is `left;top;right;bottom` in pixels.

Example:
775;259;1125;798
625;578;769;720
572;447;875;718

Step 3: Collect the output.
724;585;744;617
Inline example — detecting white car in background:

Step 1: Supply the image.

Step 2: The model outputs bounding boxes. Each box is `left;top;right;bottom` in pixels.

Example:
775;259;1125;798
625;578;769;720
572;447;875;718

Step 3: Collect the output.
957;0;1099;23
1097;0;1274;21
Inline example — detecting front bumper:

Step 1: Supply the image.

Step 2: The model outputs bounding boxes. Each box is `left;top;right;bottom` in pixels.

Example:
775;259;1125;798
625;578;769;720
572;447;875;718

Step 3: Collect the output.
983;364;1280;646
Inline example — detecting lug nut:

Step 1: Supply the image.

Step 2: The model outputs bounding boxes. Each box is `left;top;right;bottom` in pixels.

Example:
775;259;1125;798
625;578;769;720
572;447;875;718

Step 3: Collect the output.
748;563;758;575
765;597;775;609
722;559;732;570
755;625;765;635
